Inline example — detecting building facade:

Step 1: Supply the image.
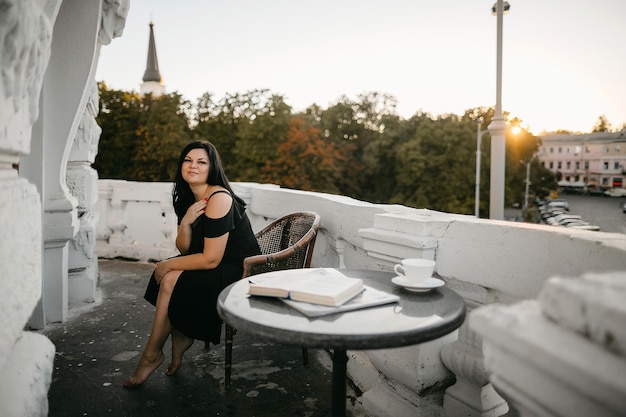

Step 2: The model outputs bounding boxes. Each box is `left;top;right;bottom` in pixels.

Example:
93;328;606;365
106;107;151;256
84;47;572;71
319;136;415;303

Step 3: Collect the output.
538;131;626;191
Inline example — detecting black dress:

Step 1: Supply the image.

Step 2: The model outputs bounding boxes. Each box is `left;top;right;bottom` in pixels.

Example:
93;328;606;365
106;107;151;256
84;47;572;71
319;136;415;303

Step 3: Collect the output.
144;190;261;344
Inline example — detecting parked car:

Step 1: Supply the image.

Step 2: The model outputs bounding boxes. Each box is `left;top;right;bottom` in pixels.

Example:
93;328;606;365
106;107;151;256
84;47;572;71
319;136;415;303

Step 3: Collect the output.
604;188;626;197
543;199;570;211
565;222;601;231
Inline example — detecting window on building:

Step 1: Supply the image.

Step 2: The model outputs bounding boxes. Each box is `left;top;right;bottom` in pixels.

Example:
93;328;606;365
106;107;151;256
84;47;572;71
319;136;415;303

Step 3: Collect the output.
585;161;589;169
614;162;620;170
575;161;580;170
585;146;590;153
558;147;562;153
604;146;609;153
549;162;554;169
602;177;609;185
550;147;554;154
604;162;609;170
616;145;621;152
558;162;562;169
574;146;581;155
566;161;571;169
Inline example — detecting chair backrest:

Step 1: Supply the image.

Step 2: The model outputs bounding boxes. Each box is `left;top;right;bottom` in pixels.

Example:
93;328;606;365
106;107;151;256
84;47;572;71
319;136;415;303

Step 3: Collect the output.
242;212;320;278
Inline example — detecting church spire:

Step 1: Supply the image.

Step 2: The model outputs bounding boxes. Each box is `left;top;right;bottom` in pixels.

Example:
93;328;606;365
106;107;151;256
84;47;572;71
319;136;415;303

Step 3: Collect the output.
140;21;165;97
142;22;161;82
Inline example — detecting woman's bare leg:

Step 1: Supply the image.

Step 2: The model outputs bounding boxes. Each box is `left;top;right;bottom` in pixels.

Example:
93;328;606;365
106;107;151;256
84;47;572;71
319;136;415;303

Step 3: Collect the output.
123;270;183;388
165;328;194;376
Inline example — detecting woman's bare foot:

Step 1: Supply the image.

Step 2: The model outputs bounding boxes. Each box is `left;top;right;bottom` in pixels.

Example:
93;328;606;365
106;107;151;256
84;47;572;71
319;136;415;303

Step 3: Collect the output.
165;330;194;376
123;350;165;388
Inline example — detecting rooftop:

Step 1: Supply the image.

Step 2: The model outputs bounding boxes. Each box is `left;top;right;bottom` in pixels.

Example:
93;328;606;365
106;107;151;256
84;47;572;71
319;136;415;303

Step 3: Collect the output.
44;259;364;417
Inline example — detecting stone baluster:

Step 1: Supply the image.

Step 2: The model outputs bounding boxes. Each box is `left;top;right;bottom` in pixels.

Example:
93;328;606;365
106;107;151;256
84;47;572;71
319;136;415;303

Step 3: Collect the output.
471;272;626;417
440;277;510;417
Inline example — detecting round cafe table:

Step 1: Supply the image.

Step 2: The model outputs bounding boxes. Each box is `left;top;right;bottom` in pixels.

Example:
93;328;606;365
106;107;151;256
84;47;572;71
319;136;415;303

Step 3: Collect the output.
217;269;466;417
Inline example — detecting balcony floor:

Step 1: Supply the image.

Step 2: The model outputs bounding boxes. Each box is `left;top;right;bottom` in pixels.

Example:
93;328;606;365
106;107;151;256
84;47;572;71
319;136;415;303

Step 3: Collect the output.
44;259;364;417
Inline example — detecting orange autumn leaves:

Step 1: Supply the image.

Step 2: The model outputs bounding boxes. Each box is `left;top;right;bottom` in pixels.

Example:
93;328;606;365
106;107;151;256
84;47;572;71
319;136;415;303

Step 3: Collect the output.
261;117;347;193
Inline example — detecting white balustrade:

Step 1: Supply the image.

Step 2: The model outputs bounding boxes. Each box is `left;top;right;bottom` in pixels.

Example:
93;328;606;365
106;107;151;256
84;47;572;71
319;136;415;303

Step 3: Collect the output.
96;179;626;417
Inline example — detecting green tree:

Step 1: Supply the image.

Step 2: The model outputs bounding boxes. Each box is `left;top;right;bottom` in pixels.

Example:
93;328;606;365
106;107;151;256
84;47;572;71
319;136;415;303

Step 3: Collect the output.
94;82;142;179
592;115;612;132
131;93;193;181
392;114;477;213
193;92;242;167
312;97;366;198
361;111;417;203
230;90;292;181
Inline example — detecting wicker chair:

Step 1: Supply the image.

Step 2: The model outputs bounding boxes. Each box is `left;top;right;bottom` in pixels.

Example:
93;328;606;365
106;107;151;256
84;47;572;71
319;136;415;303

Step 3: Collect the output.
224;211;321;389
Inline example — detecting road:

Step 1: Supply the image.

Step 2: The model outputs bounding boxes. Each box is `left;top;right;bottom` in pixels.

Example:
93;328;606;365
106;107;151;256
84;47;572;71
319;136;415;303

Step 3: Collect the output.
505;194;626;234
562;194;626;234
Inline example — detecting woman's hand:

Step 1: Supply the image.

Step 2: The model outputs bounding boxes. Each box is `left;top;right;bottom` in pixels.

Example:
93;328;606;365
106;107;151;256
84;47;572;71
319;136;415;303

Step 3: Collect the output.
180;198;208;226
154;260;171;284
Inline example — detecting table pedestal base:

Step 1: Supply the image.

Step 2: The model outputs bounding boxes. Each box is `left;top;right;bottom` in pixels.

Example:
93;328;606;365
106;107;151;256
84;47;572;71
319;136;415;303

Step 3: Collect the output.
331;348;348;417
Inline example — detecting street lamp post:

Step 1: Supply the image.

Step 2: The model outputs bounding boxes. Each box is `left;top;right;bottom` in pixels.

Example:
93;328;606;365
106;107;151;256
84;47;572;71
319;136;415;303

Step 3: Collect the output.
522;160;531;211
476;118;489;217
488;0;509;220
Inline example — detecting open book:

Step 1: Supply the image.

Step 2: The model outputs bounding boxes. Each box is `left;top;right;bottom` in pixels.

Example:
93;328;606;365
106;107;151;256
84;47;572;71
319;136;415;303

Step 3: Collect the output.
247;268;364;307
282;285;400;317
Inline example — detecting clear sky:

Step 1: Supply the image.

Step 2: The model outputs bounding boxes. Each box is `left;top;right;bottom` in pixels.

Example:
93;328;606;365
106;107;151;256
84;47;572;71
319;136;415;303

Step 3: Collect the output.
96;0;626;135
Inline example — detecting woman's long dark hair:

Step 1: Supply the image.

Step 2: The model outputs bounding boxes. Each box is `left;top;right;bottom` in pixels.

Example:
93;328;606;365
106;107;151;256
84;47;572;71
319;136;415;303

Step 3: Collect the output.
172;140;243;221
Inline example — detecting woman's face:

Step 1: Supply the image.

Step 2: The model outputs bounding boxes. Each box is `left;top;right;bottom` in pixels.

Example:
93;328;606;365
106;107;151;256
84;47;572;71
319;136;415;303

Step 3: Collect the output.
181;148;210;186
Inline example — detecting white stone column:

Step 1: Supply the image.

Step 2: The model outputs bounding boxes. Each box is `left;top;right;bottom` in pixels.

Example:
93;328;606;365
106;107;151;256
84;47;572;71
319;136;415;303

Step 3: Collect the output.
66;82;101;304
0;0;61;415
37;0;106;323
471;272;626;417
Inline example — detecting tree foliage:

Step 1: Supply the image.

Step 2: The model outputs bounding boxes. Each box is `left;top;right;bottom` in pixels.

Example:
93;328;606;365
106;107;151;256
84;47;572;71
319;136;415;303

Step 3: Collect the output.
592;115;612;132
95;84;557;219
94;83;142;179
132;93;193;181
261;117;345;193
95;83;192;181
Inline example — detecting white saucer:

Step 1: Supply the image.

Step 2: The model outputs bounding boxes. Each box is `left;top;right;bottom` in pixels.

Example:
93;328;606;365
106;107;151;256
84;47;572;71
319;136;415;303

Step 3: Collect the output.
391;276;445;293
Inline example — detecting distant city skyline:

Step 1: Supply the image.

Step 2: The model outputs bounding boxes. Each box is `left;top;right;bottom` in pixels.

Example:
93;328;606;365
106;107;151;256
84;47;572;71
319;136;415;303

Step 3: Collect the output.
96;0;626;134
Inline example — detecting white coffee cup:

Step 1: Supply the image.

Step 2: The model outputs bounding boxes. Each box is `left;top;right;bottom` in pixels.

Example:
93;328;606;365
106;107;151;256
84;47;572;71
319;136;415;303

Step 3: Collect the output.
393;258;435;283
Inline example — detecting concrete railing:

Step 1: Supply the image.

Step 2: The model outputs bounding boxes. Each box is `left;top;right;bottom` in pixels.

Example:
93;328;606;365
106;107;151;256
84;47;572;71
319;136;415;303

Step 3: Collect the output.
97;179;626;417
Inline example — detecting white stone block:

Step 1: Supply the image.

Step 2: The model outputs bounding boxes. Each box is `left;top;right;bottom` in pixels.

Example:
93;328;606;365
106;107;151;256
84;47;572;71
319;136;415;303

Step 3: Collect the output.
471;299;626;417
0;177;42;372
539;273;626;356
0;332;55;417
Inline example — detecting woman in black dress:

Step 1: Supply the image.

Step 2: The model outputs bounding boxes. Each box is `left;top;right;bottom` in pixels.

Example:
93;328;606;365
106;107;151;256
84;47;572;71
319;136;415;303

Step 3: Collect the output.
123;140;261;388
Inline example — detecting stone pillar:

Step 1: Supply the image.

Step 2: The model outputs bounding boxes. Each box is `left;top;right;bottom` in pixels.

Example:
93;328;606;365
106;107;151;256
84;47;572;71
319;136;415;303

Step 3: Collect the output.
471;272;626;417
66;82;101;304
33;0;128;323
440;279;509;417
37;0;107;323
0;0;61;415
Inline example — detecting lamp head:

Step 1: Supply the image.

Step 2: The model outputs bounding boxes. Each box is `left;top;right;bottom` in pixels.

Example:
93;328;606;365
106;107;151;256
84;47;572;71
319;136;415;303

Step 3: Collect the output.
491;1;511;15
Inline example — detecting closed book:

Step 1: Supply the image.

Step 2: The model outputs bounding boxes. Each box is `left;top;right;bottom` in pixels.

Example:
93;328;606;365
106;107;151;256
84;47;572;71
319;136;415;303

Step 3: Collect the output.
247;268;364;307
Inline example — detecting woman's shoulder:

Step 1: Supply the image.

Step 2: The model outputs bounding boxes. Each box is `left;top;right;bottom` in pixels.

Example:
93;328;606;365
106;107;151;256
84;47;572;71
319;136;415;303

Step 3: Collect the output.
207;187;232;201
204;187;233;218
